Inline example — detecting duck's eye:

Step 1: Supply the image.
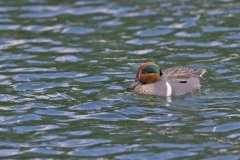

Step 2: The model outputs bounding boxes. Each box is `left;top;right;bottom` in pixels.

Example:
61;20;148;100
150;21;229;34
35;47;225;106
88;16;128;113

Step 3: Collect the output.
142;69;154;74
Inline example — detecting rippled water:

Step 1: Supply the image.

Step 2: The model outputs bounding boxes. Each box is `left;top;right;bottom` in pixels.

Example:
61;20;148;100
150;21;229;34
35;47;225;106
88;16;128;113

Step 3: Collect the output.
0;0;239;159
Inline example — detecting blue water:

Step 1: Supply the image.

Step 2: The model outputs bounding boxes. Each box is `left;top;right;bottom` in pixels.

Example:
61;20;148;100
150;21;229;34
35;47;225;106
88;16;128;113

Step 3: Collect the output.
0;0;239;159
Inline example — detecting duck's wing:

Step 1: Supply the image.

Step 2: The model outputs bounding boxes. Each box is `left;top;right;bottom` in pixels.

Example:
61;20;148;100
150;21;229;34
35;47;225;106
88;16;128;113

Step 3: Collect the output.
162;66;206;82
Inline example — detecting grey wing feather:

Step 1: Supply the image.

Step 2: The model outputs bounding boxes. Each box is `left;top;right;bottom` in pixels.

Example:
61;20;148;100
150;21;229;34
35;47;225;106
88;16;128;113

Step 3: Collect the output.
162;66;206;81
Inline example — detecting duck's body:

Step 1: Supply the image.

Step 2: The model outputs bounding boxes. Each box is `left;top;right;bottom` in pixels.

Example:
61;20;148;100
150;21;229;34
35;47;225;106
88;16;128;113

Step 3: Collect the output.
128;63;206;97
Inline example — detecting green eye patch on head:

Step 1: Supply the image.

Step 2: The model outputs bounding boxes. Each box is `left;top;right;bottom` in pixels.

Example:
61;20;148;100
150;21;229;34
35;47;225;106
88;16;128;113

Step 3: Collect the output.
142;65;160;74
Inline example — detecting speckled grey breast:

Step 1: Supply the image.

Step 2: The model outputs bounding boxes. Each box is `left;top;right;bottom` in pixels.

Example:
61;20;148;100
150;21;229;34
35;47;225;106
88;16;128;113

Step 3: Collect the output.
133;80;168;97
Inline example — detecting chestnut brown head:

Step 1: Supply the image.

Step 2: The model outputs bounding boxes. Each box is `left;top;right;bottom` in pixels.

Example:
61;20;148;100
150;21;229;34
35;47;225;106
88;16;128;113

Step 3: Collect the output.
136;62;162;84
128;62;162;90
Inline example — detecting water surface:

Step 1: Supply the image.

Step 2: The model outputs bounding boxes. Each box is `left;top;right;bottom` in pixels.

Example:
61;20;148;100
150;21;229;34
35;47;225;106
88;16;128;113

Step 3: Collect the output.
0;0;239;159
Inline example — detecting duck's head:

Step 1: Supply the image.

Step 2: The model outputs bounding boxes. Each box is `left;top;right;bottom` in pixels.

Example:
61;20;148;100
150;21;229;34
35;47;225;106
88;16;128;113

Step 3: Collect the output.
128;62;162;89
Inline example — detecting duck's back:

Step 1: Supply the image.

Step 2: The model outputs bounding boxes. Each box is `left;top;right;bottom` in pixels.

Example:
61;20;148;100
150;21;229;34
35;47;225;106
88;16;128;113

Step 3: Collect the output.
162;66;206;80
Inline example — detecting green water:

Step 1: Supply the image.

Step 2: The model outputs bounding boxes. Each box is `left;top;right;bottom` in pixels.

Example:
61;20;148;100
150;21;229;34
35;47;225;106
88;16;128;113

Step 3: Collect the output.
0;0;239;159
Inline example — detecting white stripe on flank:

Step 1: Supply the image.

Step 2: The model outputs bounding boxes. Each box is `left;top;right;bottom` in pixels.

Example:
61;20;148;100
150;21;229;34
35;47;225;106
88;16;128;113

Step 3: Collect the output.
166;81;172;96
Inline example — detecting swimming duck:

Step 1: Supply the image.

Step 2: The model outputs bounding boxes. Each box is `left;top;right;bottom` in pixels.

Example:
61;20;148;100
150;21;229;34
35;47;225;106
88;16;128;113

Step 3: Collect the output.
128;62;206;97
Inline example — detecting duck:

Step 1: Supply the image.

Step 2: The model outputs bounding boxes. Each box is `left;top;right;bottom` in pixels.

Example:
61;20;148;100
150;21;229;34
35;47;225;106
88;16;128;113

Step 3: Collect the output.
128;62;206;97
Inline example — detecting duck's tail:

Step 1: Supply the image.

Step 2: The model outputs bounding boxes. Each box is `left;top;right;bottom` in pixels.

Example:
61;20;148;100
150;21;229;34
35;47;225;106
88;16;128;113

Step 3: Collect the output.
199;69;207;78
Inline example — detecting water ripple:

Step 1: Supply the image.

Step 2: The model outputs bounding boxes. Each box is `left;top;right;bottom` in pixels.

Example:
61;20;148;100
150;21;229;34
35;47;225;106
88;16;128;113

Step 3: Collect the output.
194;122;240;133
9;103;56;111
135;29;172;37
75;76;110;82
69;145;132;157
203;155;240;160
202;26;240;32
55;55;83;62
14;82;70;91
0;53;35;61
100;19;124;26
65;130;92;136
28;148;64;155
175;31;201;38
70;101;112;111
138;116;177;123
21;25;62;33
0;0;239;159
86;112;129;121
13;72;86;82
117;106;169;116
169;21;197;29
0;149;21;157
48;139;111;148
0;94;17;102
62;26;95;35
117;150;196;160
35;109;75;117
14;124;60;133
2;67;57;73
0;24;20;31
50;47;92;53
0;114;42;125
126;39;158;45
128;49;154;55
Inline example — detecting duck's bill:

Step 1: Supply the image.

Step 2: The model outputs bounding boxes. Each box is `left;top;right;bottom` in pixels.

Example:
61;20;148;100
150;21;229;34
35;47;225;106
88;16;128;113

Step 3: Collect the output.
127;80;140;90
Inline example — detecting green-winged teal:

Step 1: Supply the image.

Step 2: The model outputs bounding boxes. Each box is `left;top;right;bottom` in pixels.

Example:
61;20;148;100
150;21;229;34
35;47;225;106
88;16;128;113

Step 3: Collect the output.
128;62;206;97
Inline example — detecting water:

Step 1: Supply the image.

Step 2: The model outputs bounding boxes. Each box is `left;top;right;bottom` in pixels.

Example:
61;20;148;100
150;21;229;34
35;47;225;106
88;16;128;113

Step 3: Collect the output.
0;0;239;159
